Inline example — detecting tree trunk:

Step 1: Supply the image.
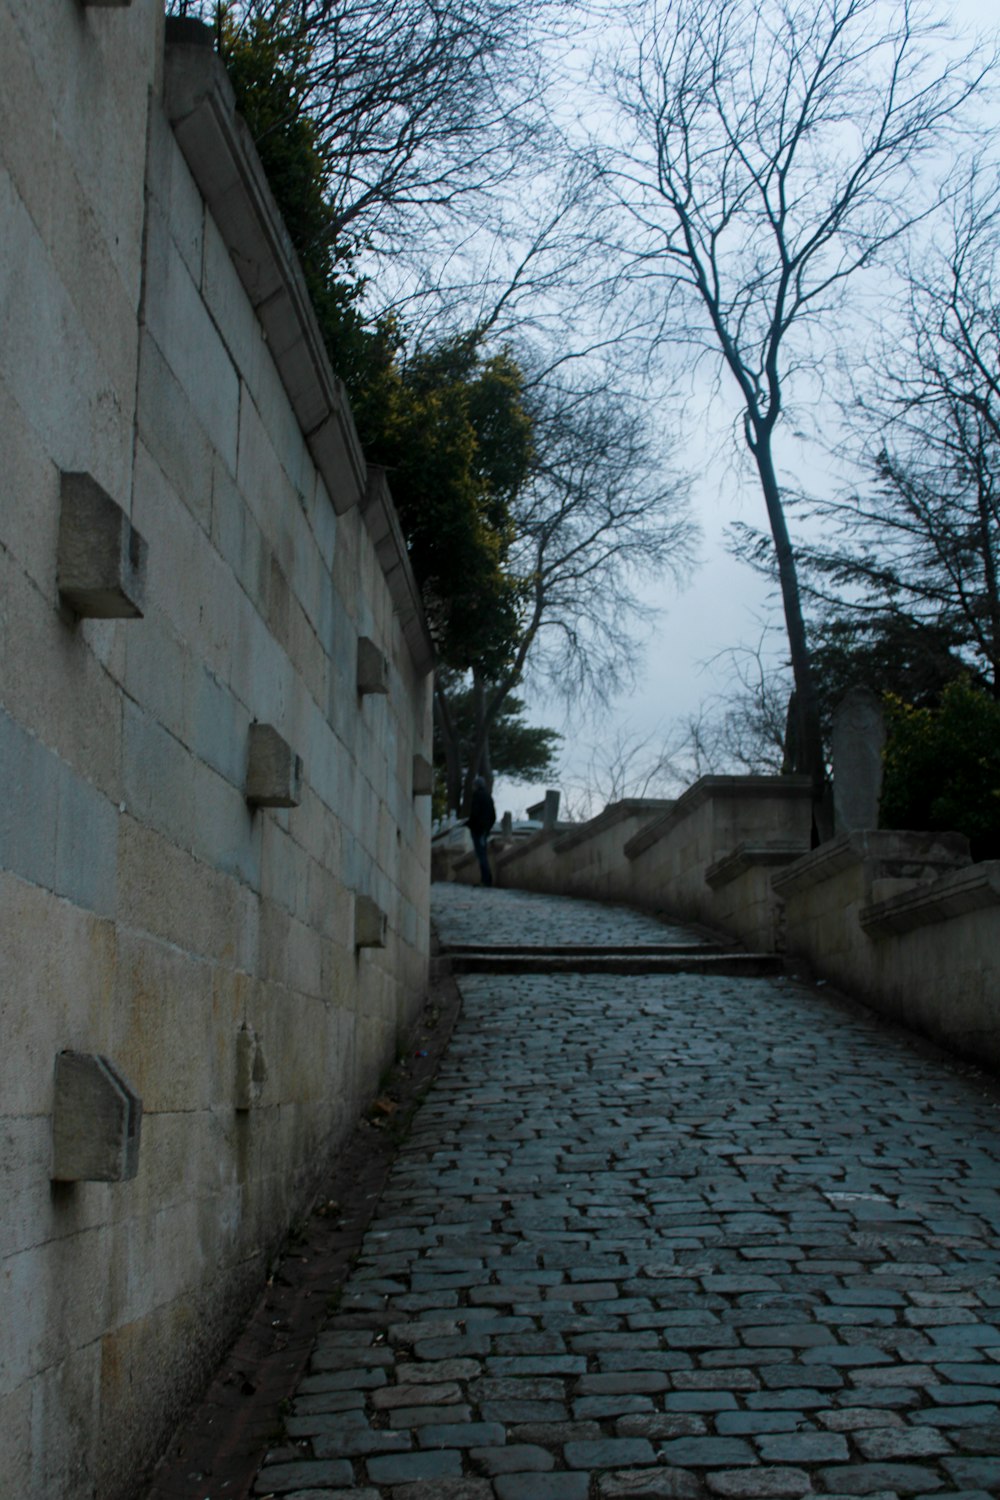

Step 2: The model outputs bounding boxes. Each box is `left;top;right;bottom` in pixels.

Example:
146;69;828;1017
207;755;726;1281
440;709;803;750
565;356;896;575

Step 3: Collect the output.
433;678;463;816
460;671;494;811
749;429;830;836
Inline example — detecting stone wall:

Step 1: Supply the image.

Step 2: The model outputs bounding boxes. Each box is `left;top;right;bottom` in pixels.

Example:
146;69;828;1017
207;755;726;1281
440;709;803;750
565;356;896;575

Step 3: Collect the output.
0;6;433;1497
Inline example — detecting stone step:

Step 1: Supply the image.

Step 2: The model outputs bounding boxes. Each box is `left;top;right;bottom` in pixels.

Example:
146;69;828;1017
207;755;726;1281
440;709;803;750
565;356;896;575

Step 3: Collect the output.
443;942;714;957
443;948;784;977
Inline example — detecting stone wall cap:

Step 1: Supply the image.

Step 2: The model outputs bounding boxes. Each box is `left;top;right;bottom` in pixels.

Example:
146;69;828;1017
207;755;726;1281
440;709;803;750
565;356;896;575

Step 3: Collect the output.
772;828;971;899
861;858;1000;937
495;825;568;867
625;775;812;860
705;841;811;891
553;799;674;854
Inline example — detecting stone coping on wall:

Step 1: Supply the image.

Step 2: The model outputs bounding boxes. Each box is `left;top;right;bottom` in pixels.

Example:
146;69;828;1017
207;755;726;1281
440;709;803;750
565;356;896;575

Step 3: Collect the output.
772;828;971;899
495;825;572;868
363;469;435;674
552;799;675;855
705;842;811;891
860;858;1000;938
624;775;813;861
163;25;434;676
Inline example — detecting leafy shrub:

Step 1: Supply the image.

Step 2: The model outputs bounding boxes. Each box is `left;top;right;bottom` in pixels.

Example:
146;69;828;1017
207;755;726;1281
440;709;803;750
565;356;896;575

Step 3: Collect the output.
880;679;1000;859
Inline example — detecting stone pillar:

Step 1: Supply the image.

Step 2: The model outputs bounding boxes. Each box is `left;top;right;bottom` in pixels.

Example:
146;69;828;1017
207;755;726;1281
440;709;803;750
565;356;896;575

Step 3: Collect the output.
831;686;886;834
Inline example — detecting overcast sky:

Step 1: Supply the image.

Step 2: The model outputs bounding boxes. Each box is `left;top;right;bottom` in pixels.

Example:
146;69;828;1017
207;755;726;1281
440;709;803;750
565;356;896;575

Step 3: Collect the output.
487;0;1000;824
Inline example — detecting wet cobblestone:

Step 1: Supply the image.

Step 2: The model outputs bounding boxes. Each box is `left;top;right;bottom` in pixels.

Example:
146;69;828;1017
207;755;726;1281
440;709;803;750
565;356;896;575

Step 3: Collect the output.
254;885;1000;1497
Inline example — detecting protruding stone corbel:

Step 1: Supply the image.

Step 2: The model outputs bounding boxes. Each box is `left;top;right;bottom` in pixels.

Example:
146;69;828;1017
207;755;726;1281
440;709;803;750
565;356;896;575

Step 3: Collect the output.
412;754;434;797
51;1052;142;1182
235;1024;268;1111
58;472;147;618
354;895;387;950
245;723;302;808
357;637;389;696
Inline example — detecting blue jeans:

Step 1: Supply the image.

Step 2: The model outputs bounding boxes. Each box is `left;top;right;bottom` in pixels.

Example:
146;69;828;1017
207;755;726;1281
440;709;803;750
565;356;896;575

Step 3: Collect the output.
471;831;493;886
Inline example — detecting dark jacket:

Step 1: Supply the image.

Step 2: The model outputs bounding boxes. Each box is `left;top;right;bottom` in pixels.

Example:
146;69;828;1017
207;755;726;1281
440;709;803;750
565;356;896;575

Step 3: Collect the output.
467;785;497;837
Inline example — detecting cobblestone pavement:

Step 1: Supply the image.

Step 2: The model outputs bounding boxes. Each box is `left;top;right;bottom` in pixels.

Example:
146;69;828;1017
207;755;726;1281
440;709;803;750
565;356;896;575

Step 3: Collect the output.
255;886;1000;1500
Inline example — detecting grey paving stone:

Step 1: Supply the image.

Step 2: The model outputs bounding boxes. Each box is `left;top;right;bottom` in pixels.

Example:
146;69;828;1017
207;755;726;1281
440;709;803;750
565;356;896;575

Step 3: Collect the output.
715;1411;802;1435
597;1472;704;1499
755;1431;849;1463
564;1437;657;1468
253;1460;354;1493
387;1404;473;1427
819;1408;905;1431
309;1425;411;1457
657;1436;759;1467
371;1381;463;1408
616;1413;708;1439
573;1393;656;1418
853;1425;953;1459
816;1464;946;1494
665;1391;739;1412
577;1372;670;1394
941;1455;1000;1487
705;1471;813;1498
510;1420;604;1444
494;1474;592;1500
390;1483;494;1500
365;1449;464;1484
480;1400;569;1422
417;1421;505;1448
469;1442;556;1474
395;1359;483;1382
487;1355;587;1376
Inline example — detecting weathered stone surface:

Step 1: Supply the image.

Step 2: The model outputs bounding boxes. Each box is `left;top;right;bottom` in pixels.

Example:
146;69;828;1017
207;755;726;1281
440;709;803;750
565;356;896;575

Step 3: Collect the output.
831;684;886;834
50;1051;142;1182
245;722;303;808
357;635;389;695
58;471;147;618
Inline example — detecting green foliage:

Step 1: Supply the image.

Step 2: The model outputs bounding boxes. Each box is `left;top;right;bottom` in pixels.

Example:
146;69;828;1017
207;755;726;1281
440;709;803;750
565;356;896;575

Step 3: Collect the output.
434;686;559;779
353;339;534;672
880;680;1000;859
216;7;400;399
810;614;973;736
214;11;535;674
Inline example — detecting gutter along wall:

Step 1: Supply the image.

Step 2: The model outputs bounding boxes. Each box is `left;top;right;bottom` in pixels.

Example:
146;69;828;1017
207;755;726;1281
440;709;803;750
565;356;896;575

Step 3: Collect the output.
0;6;433;1497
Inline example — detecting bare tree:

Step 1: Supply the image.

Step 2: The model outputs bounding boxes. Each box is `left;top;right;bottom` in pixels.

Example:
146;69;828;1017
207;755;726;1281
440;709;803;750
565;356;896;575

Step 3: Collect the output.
171;0;562;256
589;0;993;823
436;379;695;812
798;168;1000;695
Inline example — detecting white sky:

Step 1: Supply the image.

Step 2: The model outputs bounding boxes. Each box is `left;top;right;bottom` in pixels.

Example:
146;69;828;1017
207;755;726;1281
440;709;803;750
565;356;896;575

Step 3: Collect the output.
489;0;1000;823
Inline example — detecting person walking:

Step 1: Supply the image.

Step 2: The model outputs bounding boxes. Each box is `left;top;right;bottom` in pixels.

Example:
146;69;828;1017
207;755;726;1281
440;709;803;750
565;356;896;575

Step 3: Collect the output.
467;775;497;886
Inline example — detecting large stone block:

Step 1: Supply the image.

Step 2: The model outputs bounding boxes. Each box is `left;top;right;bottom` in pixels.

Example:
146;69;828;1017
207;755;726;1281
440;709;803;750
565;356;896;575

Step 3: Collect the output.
134;342;214;537
141;223;240;475
0;705;59;891
53;761;118;918
357;636;389;696
1;172;133;500
58;472;147;619
117;817;258;969
245;723;302;809
354;894;388;950
51;1052;142;1183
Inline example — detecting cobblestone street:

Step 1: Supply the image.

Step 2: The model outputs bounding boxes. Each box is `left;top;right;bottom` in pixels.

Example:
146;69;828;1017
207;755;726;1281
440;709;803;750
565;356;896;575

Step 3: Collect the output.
254;885;1000;1500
